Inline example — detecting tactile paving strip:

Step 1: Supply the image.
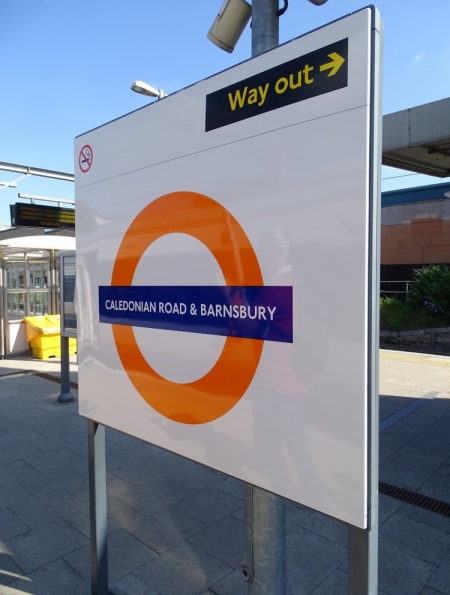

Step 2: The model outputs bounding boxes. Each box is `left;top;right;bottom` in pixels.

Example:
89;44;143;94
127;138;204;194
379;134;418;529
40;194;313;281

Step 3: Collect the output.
380;351;450;367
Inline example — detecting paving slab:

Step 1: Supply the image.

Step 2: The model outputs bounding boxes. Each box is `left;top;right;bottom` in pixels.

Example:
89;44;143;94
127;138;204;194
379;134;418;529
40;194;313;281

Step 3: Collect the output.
133;541;231;595
298;512;348;547
207;567;316;595
377;542;437;595
427;551;450;595
0;429;47;449
64;528;158;584
420;481;450;504
0;442;41;466
0;551;25;588
0;508;30;541
379;458;436;491
188;515;245;568
23;447;88;477
419;586;449;595
110;572;156;595
111;500;210;555
389;445;450;472
112;474;187;513
9;487;86;529
396;502;450;535
174;486;242;525
16;462;85;496
2;558;90;595
4;518;88;573
379;515;450;566
378;493;403;525
0;478;34;510
286;525;348;585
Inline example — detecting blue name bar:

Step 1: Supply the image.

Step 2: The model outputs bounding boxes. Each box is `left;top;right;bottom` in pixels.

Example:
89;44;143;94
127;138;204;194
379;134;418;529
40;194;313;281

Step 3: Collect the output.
99;286;293;343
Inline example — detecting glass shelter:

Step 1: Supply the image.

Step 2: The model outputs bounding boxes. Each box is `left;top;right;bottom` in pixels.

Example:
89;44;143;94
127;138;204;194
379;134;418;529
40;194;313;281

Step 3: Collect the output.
0;227;75;356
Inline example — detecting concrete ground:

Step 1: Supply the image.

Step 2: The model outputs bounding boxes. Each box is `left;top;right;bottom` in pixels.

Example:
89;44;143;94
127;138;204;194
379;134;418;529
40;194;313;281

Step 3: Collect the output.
0;350;449;595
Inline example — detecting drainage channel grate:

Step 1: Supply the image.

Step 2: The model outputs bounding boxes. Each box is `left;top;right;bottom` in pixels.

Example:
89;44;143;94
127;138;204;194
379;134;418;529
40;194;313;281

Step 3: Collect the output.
379;481;450;517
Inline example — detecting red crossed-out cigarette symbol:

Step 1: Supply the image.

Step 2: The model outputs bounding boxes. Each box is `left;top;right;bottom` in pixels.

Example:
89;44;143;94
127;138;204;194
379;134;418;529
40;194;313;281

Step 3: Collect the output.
79;145;93;172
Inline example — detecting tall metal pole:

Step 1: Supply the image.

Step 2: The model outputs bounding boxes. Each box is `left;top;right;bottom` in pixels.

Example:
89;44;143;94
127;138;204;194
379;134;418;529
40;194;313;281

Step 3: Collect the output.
241;2;286;594
57;335;74;403
251;0;279;57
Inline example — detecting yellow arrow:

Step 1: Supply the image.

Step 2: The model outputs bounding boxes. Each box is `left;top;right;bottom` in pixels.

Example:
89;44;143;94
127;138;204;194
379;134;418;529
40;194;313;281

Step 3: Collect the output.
320;52;345;77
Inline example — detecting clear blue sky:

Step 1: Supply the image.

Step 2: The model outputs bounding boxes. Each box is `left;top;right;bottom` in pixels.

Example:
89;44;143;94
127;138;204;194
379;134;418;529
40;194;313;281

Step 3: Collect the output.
1;0;449;224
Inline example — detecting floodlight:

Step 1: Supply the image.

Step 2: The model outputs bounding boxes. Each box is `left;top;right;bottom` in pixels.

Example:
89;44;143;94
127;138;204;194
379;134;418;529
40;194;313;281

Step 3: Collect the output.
207;0;252;53
130;81;166;99
307;0;329;5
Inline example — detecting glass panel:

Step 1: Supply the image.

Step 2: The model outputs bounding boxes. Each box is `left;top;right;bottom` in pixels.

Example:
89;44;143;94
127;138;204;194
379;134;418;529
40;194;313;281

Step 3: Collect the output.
62;256;77;331
56;257;60;313
29;292;49;316
6;263;25;289
7;292;26;320
43;261;49;289
29;261;50;289
30;262;41;289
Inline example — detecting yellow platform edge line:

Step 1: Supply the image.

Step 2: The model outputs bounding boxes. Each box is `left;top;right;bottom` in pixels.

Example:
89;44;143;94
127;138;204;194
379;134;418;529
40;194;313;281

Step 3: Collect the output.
380;351;450;367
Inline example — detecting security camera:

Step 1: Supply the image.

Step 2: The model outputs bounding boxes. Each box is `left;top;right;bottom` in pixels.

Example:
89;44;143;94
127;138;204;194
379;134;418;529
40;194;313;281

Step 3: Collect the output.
207;0;252;53
307;0;329;5
130;81;166;99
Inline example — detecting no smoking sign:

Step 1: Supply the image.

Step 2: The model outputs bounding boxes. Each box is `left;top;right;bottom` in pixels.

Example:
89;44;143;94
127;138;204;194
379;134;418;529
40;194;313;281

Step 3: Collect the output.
79;145;93;172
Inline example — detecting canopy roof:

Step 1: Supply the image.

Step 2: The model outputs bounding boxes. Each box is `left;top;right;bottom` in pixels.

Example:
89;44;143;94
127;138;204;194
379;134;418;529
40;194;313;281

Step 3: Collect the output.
382;97;450;177
0;227;75;258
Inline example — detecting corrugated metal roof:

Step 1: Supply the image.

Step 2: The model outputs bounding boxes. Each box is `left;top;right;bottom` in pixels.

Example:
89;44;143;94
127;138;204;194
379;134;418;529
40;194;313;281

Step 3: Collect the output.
382;181;450;207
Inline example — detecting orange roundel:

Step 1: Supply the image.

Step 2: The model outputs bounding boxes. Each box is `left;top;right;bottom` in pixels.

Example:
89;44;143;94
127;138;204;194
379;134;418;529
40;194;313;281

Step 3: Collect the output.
111;191;264;424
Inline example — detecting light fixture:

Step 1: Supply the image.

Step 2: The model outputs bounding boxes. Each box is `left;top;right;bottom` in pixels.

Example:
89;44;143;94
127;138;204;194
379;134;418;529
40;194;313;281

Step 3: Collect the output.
207;0;251;53
130;81;166;99
207;0;328;54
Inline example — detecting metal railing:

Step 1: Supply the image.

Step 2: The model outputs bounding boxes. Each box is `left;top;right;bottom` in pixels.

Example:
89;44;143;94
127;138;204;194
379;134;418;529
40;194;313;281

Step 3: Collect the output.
380;280;414;298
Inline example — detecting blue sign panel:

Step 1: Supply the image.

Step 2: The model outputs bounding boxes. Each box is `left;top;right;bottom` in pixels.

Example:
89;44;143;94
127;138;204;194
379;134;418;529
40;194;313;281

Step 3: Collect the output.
99;285;293;343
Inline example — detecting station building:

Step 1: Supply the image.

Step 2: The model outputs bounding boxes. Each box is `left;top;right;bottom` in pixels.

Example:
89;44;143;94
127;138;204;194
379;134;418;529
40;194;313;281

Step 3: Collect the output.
381;181;450;292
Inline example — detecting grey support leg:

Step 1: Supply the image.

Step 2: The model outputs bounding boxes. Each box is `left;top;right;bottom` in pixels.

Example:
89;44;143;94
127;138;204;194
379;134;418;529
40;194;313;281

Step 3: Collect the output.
242;484;286;594
348;520;379;595
88;420;109;595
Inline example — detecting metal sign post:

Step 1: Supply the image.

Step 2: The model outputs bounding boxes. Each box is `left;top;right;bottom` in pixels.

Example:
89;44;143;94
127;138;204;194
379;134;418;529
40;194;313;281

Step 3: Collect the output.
242;2;286;594
245;3;382;594
58;251;77;403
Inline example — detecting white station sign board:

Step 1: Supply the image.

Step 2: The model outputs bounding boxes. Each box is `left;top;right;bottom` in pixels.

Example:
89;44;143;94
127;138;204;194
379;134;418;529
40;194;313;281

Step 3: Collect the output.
75;8;381;528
